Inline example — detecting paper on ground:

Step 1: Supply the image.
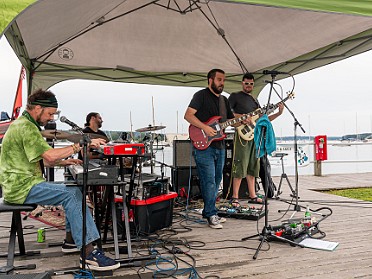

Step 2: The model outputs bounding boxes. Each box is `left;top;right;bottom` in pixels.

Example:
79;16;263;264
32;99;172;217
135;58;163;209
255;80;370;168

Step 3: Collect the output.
299;238;339;251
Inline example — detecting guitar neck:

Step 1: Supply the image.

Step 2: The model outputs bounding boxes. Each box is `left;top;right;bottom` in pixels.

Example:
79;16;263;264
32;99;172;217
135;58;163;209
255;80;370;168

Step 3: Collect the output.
219;92;294;129
263;94;293;115
219;108;262;129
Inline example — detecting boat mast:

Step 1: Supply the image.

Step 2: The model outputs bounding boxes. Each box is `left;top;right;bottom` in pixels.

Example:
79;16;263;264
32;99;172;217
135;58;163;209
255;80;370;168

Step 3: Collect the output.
130;111;134;141
152;96;155;127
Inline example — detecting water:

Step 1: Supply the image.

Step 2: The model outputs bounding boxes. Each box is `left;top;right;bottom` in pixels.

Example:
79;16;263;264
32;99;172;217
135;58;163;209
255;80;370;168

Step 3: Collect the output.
54;140;372;181
150;141;372;177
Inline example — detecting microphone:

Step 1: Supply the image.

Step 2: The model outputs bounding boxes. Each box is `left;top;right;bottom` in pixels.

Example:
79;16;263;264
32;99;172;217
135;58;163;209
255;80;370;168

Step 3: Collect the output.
60;116;80;130
262;70;289;75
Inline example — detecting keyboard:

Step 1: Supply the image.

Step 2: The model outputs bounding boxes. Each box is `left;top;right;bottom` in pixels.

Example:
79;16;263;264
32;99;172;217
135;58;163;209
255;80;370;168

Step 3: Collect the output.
103;143;145;156
68;162;119;185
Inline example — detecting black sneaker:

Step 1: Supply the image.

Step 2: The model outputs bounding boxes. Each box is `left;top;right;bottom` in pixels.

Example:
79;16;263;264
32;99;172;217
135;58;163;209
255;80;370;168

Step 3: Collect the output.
61;240;79;254
81;249;120;271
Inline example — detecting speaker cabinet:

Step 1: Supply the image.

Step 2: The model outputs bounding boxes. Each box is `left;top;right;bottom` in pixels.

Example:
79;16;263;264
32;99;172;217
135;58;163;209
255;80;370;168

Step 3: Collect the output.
172;167;200;198
222;168;249;199
173;140;196;167
224;139;234;170
223;139;251;199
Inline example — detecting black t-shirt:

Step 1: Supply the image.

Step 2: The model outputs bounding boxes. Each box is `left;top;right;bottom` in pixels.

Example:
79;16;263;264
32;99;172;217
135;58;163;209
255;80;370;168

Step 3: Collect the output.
83;126;107;138
78;127;107;159
188;88;234;149
228;91;260;114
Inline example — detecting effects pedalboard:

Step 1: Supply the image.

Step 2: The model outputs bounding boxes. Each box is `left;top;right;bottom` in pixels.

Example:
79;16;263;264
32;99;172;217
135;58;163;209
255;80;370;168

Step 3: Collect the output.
218;204;265;221
269;219;319;243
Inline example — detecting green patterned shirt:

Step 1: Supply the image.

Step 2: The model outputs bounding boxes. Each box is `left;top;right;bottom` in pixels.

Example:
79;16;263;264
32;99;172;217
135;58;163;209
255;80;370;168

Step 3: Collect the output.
0;112;51;204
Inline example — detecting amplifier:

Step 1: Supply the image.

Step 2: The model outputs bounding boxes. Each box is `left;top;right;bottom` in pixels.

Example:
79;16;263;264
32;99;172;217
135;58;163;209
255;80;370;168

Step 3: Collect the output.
173;140;196;167
172;167;200;198
124;173;169;200
224;139;234;169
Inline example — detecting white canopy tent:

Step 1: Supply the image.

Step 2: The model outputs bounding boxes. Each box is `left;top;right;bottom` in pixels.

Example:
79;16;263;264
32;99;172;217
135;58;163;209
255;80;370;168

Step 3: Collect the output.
3;0;372;96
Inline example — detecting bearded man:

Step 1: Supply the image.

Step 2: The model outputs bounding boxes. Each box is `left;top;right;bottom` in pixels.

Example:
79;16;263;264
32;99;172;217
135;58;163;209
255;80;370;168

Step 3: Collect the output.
184;69;236;229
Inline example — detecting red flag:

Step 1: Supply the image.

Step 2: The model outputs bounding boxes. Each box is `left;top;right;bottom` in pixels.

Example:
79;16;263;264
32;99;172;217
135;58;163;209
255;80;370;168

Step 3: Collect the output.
12;66;25;120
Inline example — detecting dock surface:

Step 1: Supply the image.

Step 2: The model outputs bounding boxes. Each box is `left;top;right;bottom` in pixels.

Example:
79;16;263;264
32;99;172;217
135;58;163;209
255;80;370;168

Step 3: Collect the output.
1;172;372;278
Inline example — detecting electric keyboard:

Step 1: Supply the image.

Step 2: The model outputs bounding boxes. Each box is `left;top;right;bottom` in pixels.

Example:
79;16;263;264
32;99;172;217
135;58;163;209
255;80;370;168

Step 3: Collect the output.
103;143;145;156
68;162;119;185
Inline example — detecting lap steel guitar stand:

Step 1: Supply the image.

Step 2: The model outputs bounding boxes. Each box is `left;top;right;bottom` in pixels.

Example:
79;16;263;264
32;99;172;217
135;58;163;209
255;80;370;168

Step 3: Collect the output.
273;152;296;199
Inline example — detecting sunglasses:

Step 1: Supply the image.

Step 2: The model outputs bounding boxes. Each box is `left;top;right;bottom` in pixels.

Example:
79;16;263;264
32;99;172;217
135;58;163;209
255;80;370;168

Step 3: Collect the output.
243;82;254;86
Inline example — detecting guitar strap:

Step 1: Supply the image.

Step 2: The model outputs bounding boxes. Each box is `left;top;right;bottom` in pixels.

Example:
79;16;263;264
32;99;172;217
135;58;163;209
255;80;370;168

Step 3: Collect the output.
249;94;260;110
219;96;227;122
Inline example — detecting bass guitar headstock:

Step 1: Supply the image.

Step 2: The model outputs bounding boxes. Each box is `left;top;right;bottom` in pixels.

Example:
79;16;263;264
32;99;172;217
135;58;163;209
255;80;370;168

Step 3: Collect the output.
262;91;295;114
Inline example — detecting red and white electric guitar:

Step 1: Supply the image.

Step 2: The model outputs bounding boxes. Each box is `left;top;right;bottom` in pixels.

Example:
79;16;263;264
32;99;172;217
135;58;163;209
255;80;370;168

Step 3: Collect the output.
189;109;262;150
189;91;295;150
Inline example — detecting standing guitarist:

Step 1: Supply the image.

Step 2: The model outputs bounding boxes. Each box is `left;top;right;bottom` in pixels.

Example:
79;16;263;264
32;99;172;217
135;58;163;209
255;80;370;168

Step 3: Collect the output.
184;69;235;229
228;73;284;206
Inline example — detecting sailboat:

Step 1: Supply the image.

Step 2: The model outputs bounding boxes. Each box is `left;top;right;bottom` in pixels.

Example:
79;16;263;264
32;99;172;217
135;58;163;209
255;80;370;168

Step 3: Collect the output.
0;67;24;143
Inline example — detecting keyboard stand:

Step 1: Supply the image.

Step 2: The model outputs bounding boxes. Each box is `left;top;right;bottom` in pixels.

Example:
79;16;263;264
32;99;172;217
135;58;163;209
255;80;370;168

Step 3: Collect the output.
119;155;140;258
120;184;132;257
103;154;141;259
65;181;122;259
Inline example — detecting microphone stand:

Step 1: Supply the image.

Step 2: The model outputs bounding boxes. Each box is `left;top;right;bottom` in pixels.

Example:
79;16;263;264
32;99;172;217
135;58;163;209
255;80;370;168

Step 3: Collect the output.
80;132;91;274
153;160;175;179
67;123;91;274
241;74;303;259
273;89;306;214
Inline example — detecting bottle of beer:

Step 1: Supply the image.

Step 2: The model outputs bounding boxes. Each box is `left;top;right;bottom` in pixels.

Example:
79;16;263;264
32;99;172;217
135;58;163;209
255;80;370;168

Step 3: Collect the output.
303;205;311;227
305;205;311;218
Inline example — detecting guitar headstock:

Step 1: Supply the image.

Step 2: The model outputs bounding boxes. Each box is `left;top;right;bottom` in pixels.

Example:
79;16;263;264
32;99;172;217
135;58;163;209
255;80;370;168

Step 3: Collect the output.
286;91;295;99
262;91;295;114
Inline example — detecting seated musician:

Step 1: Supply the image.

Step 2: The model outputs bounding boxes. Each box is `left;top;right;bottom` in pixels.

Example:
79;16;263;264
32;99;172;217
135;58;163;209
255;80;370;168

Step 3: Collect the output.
81;112;108;160
79;112;110;232
0;89;120;271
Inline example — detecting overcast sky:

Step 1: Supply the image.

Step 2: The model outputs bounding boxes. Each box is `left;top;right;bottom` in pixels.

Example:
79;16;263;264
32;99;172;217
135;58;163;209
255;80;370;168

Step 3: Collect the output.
2;37;372;137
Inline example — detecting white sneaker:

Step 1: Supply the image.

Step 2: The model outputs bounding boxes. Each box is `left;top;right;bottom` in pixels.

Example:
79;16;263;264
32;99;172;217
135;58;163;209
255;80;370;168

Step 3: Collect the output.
61;240;79;254
217;216;226;223
208;215;223;229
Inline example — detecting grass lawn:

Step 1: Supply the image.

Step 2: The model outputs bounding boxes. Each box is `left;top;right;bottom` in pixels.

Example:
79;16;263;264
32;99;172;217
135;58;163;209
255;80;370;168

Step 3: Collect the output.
326;187;372;202
0;0;35;33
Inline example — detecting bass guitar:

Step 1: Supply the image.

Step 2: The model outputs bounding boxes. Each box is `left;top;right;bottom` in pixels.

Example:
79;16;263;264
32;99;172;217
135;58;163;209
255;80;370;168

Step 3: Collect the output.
236;91;295;141
189;109;262;150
